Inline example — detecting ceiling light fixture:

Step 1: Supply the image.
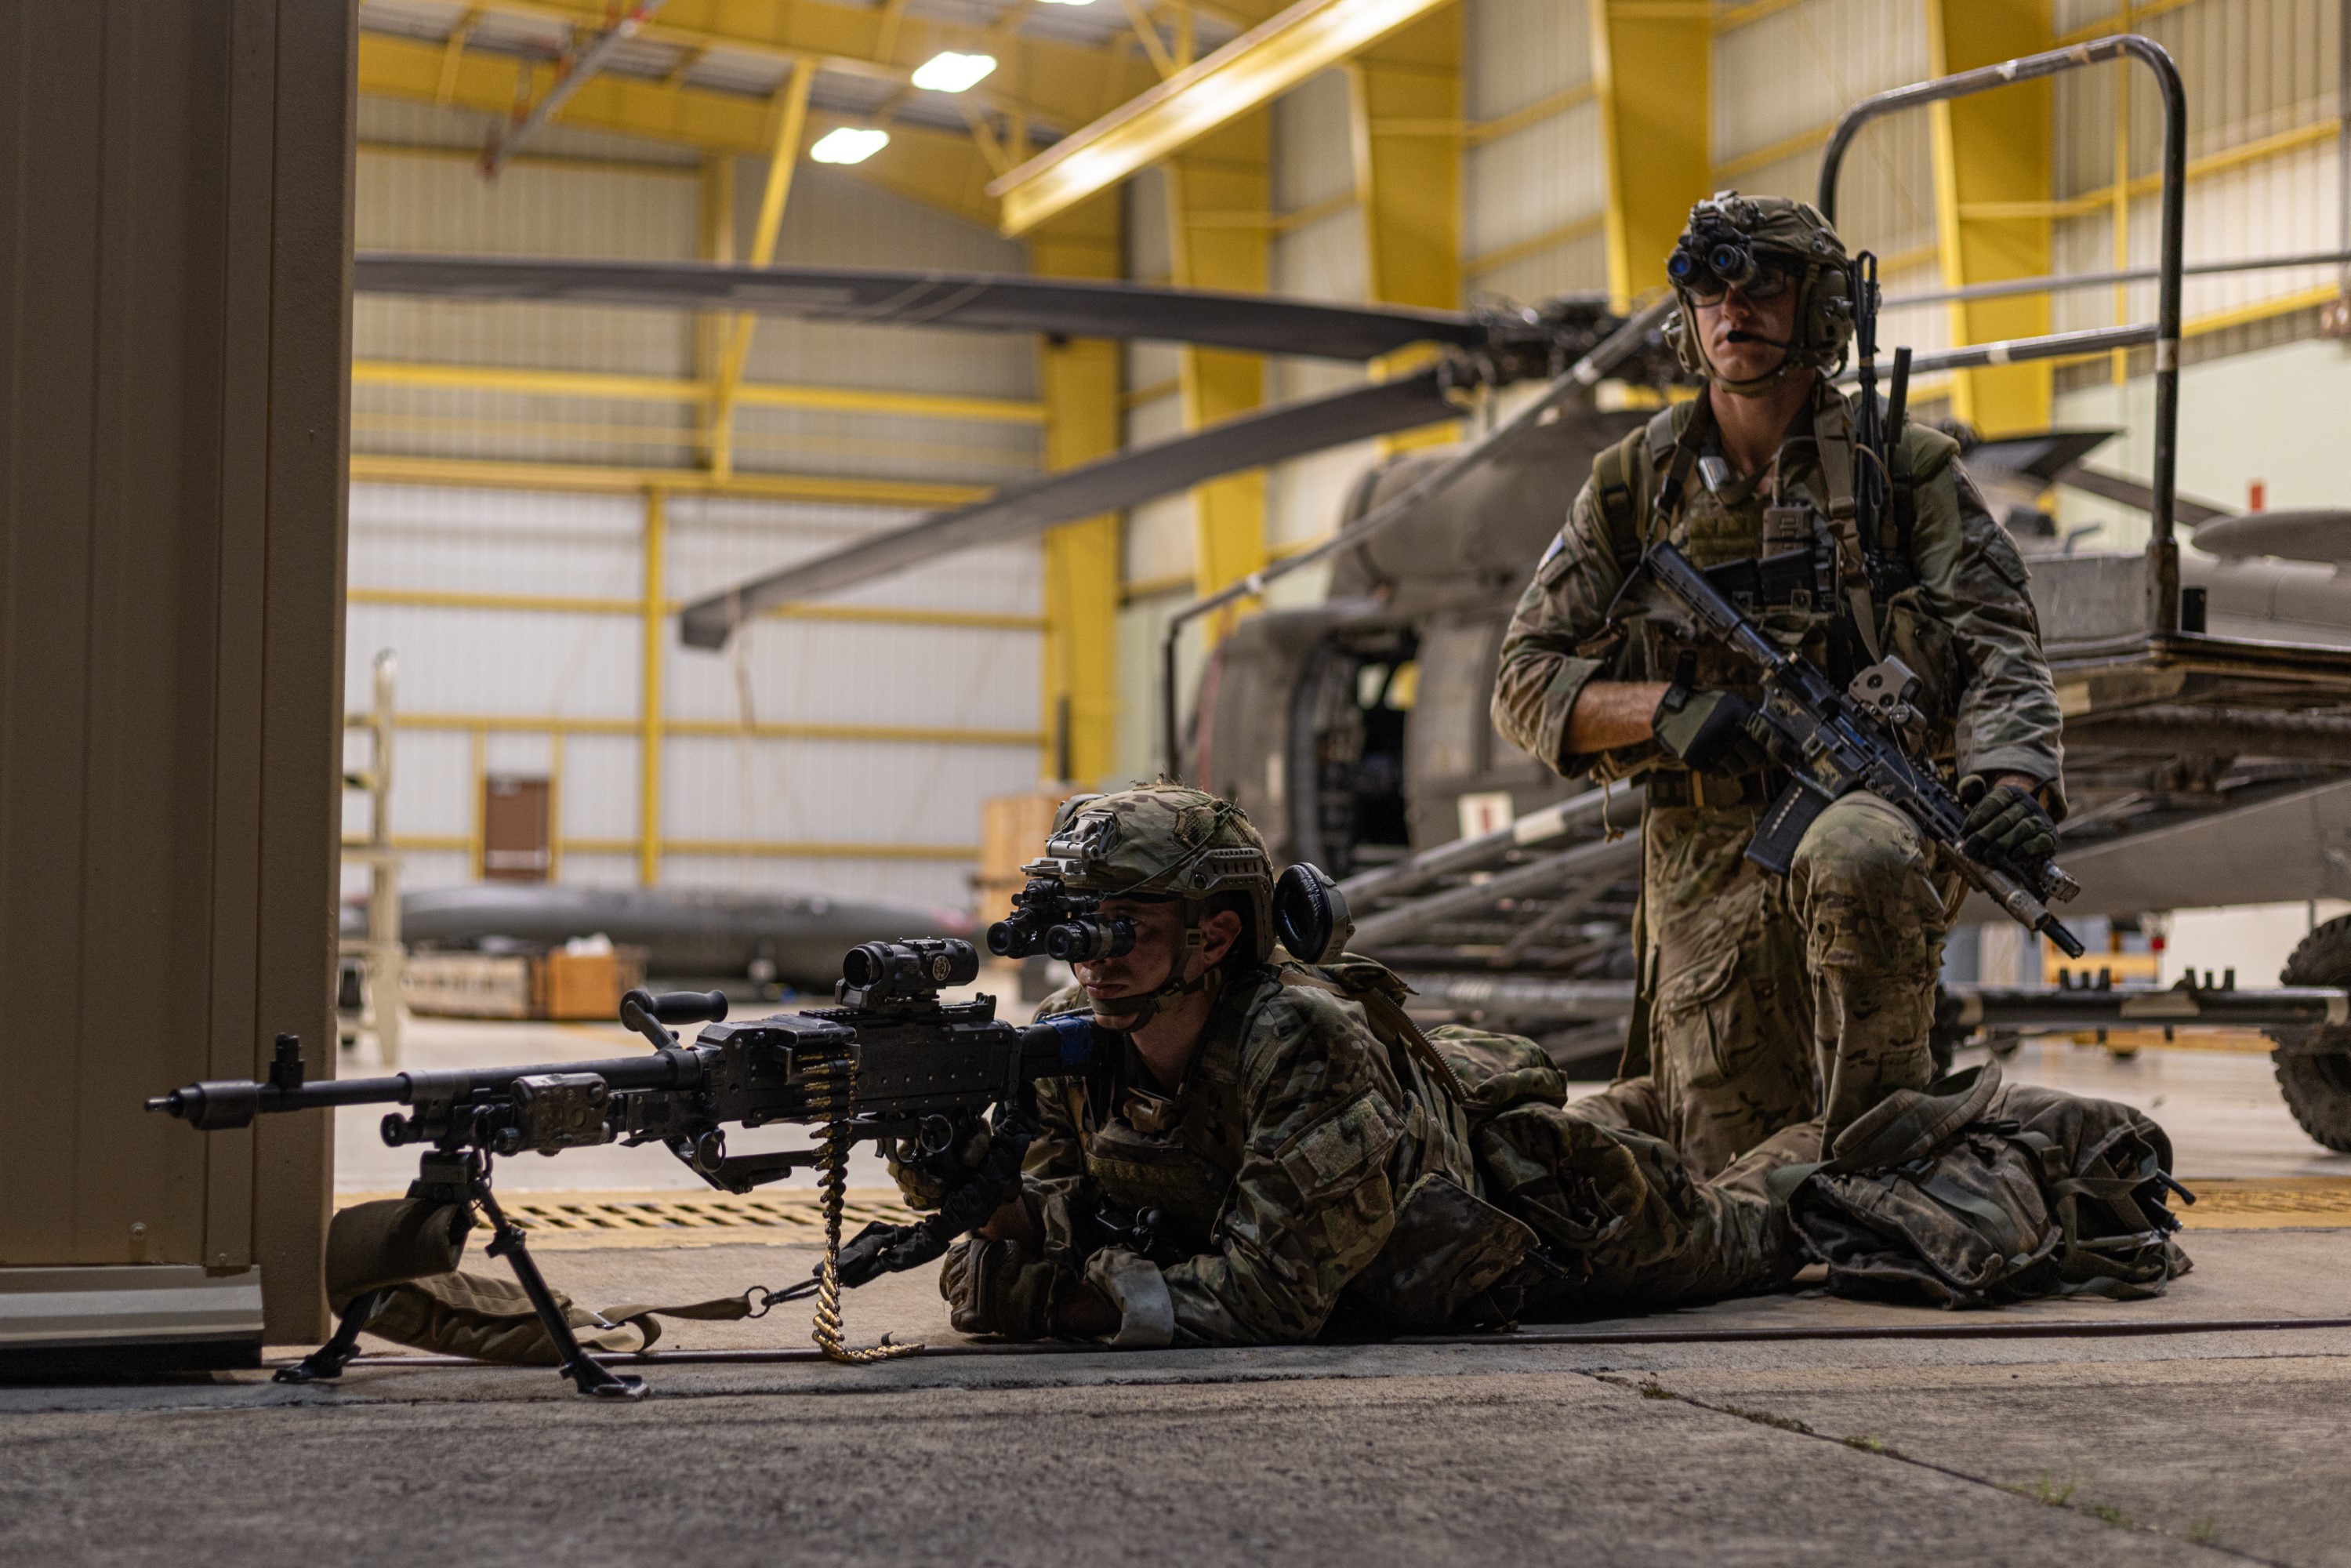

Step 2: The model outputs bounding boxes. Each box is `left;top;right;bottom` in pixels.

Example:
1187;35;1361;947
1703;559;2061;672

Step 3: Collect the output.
910;51;999;93
810;126;891;165
1036;0;1094;6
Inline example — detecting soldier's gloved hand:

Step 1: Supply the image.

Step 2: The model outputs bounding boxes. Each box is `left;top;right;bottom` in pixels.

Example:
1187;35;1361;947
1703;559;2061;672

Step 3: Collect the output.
939;1235;1059;1341
883;1120;992;1213
1652;689;1775;775
1958;775;2056;869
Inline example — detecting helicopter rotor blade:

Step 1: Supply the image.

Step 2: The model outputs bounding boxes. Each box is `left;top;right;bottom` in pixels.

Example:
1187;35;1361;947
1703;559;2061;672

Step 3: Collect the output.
677;367;1465;649
354;253;1488;362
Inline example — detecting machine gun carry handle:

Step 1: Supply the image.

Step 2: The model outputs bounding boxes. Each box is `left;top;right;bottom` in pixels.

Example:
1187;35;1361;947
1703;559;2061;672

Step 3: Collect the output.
619;987;728;1048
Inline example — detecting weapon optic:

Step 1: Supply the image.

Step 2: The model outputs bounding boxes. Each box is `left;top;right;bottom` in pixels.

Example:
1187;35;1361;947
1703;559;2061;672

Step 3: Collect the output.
147;939;1097;1398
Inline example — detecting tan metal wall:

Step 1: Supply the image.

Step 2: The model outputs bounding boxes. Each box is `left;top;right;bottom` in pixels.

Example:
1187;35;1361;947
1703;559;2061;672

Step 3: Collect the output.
0;1;354;1341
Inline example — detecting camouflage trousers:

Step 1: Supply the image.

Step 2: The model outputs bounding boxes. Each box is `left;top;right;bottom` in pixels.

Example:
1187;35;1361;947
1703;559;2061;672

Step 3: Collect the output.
1572;789;1948;1182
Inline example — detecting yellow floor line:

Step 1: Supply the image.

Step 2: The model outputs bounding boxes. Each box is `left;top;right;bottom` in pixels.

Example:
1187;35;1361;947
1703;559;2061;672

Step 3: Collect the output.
334;1188;916;1250
2175;1178;2351;1229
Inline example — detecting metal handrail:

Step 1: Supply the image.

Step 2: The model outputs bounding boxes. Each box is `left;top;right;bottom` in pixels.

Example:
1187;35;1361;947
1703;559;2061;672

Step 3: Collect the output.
1818;34;2189;633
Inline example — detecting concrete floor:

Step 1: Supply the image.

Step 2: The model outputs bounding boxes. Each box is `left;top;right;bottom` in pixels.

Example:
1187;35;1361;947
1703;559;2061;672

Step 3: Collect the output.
16;1023;2350;1566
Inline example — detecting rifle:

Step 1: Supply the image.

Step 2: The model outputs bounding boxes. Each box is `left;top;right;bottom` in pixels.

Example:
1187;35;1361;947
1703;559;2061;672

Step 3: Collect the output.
147;936;1098;1398
1613;539;2086;960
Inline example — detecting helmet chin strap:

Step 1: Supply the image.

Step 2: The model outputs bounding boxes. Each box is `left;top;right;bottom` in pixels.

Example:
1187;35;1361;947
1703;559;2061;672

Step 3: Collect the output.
1094;900;1220;1032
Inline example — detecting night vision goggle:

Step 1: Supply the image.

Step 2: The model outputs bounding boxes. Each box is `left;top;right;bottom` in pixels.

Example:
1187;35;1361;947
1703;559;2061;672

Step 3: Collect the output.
1667;223;1800;305
985;877;1137;964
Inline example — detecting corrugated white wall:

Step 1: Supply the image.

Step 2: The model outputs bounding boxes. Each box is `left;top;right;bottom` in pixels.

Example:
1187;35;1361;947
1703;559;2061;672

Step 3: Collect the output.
349;99;1046;913
1465;0;1605;303
2051;0;2342;339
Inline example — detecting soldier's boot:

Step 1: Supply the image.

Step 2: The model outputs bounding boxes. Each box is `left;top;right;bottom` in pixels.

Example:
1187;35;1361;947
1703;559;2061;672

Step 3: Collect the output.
1786;789;1947;1155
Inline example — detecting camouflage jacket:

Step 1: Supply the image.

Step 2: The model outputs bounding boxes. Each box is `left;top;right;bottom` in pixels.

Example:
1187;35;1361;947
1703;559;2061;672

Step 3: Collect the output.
1491;381;2065;808
989;965;1535;1347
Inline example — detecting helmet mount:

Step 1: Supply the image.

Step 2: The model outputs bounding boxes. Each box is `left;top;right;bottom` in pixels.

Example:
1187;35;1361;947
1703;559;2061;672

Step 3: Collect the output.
1662;191;1855;397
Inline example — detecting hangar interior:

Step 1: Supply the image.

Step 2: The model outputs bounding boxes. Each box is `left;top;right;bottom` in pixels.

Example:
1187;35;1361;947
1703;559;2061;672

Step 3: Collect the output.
339;0;2351;922
17;0;2351;1403
38;6;2351;1562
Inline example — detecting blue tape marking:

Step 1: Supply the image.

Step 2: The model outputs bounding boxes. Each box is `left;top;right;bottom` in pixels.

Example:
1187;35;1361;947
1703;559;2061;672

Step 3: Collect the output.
1042;1011;1097;1068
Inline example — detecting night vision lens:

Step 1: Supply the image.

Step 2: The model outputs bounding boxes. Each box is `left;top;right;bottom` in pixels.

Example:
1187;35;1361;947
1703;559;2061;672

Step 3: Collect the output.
1043;916;1135;964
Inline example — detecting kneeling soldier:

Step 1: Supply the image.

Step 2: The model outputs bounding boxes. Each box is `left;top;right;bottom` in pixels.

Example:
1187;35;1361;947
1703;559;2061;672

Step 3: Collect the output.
1492;192;2066;1200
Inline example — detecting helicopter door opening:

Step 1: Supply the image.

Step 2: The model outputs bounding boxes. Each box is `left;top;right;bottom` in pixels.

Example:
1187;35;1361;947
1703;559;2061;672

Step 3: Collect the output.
1290;628;1419;878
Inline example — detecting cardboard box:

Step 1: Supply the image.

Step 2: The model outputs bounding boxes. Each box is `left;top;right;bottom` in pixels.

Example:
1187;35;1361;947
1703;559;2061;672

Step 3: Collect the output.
978;789;1068;926
405;952;532;1018
532;945;649;1022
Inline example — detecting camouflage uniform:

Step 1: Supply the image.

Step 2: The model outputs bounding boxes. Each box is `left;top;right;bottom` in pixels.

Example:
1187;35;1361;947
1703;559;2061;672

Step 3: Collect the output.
1493;375;2064;1189
920;782;1825;1341
956;970;1536;1345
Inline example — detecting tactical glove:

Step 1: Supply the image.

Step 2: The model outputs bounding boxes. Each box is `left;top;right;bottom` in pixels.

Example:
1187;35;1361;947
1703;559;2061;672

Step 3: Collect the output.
1652;688;1776;775
939;1235;1061;1341
1957;775;2056;869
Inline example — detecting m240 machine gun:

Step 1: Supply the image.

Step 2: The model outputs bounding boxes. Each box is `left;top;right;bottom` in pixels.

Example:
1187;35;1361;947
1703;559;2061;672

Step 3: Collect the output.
147;937;1097;1398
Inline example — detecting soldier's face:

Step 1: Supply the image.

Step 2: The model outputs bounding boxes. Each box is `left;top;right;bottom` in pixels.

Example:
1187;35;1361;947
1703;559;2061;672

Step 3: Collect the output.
1072;897;1243;1028
1696;276;1801;383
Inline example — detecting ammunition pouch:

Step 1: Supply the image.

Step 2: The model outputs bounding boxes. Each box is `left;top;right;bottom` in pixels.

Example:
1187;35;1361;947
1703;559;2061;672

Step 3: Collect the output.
1643;768;1785;809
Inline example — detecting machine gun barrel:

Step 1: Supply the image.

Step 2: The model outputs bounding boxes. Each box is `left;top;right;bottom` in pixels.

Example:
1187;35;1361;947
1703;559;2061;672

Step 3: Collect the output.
140;941;1099;1397
1633;541;2085;959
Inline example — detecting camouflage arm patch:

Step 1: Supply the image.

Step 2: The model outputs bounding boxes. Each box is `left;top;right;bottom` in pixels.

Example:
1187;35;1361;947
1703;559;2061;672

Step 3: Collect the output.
1493;480;1634;777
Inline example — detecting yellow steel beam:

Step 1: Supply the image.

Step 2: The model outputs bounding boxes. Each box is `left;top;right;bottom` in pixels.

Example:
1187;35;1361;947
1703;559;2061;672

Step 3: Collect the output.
412;0;1161;143
437;7;482;104
1166;111;1272;635
347;833;981;862
1468;82;1594;147
711;69;815;481
1029;192;1126;786
1119;0;1182;79
346;585;1045;632
1465;212;1605;279
357;710;1043;747
358;33;1000;227
1925;0;2054;436
637;838;978;860
989;0;1459;237
349;452;989;508
697;151;734;466
1349;7;1463;456
353;359;1046;424
1590;0;1711;310
640;490;667;886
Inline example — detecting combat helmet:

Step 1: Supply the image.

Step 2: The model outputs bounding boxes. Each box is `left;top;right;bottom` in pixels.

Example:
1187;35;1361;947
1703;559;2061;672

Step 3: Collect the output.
1660;191;1854;395
1024;783;1276;1022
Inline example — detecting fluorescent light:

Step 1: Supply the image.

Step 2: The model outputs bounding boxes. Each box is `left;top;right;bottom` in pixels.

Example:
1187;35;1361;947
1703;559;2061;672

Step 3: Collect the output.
910;51;999;93
1036;0;1094;6
810;126;891;165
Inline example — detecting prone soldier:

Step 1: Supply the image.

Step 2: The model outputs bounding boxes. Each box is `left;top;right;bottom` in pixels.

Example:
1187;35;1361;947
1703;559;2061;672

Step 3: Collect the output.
905;783;1786;1345
1493;193;2066;1221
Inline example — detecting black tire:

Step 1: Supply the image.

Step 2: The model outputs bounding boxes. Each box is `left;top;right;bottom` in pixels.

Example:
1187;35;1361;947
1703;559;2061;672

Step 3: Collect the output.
2273;914;2351;1152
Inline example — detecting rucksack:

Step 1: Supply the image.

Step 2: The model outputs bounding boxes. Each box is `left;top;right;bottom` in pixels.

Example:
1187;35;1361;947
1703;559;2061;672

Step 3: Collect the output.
1777;1062;2192;1308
